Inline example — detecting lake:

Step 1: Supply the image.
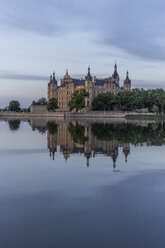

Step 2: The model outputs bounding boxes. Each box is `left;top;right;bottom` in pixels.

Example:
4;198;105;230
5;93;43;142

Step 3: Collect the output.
0;118;165;248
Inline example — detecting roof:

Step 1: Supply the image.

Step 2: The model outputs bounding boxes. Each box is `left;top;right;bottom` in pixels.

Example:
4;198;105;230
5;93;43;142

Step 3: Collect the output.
124;77;131;85
53;78;57;84
60;79;85;87
113;70;119;78
95;79;106;86
72;79;85;86
112;81;120;88
61;82;67;87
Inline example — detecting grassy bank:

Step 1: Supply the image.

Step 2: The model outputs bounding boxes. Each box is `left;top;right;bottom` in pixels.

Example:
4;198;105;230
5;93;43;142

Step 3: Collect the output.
125;114;165;120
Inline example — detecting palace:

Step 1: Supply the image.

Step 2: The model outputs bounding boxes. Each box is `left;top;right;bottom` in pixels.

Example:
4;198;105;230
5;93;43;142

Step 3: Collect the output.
48;64;131;111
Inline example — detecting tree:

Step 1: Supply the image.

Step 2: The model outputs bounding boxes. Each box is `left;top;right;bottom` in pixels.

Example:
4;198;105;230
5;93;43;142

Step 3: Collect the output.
151;105;159;113
9;100;21;112
92;93;116;111
161;100;165;114
69;89;89;112
37;97;47;105
47;98;58;111
22;108;29;113
117;91;137;111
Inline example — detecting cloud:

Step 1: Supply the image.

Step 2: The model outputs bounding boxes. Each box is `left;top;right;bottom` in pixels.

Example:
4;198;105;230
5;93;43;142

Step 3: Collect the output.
100;0;165;61
0;0;165;61
0;0;89;36
133;80;165;89
0;71;47;81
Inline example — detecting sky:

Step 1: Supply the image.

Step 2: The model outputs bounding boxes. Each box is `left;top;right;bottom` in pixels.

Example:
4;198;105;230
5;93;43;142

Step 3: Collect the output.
0;0;165;107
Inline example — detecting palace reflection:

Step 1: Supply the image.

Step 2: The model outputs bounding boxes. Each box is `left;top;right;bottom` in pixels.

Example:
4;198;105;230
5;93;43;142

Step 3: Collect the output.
46;121;131;168
7;118;165;169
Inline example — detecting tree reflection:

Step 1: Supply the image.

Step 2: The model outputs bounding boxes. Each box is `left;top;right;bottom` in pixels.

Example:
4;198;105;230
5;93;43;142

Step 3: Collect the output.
68;122;88;145
47;122;57;135
8;120;20;131
91;122;165;146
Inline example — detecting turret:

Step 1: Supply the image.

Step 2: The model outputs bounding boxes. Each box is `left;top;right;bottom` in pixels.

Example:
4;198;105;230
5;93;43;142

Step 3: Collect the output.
85;66;93;88
85;66;92;81
52;71;57;84
112;63;119;84
48;71;58;101
123;71;131;91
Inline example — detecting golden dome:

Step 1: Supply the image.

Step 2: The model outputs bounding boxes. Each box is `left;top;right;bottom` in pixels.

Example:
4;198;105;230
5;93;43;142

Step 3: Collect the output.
63;69;72;81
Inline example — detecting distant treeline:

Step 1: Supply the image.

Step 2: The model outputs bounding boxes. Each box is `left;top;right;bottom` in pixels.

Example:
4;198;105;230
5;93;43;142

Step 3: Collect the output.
3;88;165;113
92;88;165;113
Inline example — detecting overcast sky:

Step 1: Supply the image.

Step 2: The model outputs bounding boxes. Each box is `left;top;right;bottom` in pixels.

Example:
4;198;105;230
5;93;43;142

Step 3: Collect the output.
0;0;165;107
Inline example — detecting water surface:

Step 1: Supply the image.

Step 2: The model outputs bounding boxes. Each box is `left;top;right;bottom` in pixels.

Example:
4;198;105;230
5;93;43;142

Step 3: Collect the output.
0;118;165;248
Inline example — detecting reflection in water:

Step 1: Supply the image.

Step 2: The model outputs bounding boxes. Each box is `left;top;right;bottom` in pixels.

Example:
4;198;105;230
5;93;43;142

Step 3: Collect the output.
27;119;165;169
8;120;21;131
26;119;131;167
5;118;165;168
1;118;165;248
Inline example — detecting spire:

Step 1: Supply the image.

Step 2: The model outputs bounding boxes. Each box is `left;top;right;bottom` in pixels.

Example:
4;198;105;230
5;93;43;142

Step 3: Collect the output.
53;71;55;80
51;71;57;84
66;69;68;75
113;62;119;79
114;62;117;71
86;65;92;81
126;71;129;80
124;70;131;85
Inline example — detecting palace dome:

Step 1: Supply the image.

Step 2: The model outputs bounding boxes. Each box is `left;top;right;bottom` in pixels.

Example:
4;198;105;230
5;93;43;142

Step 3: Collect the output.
63;69;72;81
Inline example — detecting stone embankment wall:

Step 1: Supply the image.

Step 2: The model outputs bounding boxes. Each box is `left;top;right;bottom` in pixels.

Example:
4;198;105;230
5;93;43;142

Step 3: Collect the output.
0;111;156;119
0;111;126;119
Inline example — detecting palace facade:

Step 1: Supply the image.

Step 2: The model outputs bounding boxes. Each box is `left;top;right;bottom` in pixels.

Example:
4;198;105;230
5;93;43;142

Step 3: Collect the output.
48;64;131;111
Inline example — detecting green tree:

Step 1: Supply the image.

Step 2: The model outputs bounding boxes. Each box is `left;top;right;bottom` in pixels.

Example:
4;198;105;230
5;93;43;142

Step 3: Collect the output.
151;105;159;113
92;92;117;111
131;88;148;109
37;97;47;105
47;98;58;111
9;100;21;112
161;100;165;114
117;91;136;111
69;89;89;112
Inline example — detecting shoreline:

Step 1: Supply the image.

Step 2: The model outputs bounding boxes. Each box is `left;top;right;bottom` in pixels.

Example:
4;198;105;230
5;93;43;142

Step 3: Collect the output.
0;111;127;119
0;111;164;122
